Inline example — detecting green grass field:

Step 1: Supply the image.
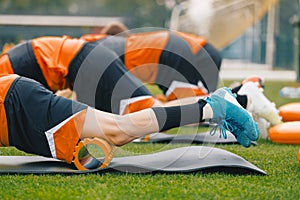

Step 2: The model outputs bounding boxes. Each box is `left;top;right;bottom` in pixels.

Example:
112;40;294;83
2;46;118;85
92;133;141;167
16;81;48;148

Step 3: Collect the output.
0;80;299;200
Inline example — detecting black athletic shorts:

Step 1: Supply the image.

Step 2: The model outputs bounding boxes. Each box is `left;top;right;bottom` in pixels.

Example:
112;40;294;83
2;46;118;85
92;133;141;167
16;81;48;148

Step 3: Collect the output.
4;76;87;158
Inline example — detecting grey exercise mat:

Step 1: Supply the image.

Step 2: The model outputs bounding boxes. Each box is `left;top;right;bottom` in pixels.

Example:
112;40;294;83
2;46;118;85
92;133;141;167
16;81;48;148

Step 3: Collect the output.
0;146;266;175
132;131;254;145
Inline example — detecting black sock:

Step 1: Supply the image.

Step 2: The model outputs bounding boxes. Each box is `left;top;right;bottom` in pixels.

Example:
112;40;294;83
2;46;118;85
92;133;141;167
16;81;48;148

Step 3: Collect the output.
151;99;207;132
230;85;248;109
231;84;242;94
236;94;248;109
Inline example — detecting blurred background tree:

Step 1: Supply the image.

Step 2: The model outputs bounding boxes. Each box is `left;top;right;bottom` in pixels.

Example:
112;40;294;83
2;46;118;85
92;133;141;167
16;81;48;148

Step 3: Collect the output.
0;0;170;27
0;0;73;14
0;0;170;49
0;0;298;70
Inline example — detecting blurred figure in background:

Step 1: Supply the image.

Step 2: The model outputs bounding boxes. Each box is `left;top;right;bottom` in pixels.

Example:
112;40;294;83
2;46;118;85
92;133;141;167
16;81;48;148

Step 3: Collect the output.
83;26;222;102
0;26;281;136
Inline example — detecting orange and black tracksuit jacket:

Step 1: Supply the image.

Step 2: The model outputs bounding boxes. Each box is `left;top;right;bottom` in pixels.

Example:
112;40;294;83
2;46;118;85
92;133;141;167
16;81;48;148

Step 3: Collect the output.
82;31;222;101
0;36;91;92
0;74;88;163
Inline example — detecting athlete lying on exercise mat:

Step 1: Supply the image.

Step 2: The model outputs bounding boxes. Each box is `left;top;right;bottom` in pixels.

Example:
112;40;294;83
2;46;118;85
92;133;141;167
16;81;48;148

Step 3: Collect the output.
0;74;259;170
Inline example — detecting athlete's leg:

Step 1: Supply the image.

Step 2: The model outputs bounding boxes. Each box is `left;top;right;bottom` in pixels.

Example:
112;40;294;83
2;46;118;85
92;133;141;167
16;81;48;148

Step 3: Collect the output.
156;33;221;100
81;87;259;148
3;75;259;166
188;42;222;93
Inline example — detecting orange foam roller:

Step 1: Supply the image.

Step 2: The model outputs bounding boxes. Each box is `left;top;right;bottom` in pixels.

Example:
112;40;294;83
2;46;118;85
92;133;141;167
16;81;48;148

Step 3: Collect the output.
73;138;116;170
279;103;300;122
298;150;300;163
269;121;300;144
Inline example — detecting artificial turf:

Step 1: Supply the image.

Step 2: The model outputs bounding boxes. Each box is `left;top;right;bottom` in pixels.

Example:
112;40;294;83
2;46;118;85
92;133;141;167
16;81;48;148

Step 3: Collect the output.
0;80;299;200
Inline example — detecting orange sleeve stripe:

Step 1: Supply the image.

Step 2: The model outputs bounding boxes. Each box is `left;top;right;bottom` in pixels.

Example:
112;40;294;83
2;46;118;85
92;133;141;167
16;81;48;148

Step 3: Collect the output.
0;74;19;146
174;32;207;54
0;54;14;74
58;37;85;77
124;31;169;83
32;36;85;92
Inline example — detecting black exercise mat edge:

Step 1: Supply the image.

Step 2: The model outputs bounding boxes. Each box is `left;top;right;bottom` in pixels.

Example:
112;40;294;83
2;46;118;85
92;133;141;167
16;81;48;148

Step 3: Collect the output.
0;146;266;175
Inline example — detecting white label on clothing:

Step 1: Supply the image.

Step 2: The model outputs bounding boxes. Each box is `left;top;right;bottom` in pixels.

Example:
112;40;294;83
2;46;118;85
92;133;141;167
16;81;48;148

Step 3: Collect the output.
197;81;208;94
165;80;200;97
